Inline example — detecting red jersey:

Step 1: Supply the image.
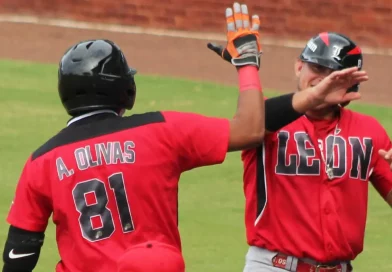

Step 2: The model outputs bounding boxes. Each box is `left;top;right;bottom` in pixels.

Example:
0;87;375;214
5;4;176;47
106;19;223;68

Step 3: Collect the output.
7;111;229;272
242;108;392;263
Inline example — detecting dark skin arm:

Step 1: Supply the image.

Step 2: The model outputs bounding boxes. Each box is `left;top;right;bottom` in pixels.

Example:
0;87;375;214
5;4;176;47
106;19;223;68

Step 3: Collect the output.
228;74;265;152
212;3;265;152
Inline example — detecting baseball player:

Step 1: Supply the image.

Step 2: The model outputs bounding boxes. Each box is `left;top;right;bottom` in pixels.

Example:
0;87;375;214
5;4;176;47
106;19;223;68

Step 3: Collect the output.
1;4;368;271
241;32;391;272
1;3;266;272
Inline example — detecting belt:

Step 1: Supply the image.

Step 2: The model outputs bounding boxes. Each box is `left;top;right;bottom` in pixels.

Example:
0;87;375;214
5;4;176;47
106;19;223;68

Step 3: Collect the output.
272;254;351;272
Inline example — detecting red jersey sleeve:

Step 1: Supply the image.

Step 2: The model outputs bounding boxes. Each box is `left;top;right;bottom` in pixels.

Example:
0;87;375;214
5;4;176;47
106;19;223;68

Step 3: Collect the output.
370;124;392;200
162;111;230;171
7;156;52;232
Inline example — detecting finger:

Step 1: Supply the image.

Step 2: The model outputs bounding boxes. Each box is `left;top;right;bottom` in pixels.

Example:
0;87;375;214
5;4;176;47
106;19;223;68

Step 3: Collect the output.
385;149;392;160
226;7;235;33
241;4;250;29
251;15;260;31
347;73;367;81
207;43;224;56
348;73;369;83
233;2;243;30
380;148;392;162
330;66;358;79
352;75;369;84
351;71;367;77
333;72;366;83
379;149;387;156
341;66;359;74
378;149;391;161
341;92;361;103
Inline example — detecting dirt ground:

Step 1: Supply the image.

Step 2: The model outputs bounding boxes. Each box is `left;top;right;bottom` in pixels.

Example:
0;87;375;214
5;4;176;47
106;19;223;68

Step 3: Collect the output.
0;22;390;106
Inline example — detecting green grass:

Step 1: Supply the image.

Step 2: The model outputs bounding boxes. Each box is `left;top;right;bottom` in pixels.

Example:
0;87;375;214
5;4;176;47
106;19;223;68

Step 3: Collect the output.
0;59;391;271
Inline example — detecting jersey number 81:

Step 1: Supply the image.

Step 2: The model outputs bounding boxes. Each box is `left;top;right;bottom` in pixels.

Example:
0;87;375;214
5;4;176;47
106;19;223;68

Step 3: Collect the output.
72;172;134;242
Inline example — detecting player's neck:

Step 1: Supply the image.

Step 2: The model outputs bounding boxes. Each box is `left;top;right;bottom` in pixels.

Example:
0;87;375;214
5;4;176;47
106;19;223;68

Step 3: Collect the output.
306;107;340;120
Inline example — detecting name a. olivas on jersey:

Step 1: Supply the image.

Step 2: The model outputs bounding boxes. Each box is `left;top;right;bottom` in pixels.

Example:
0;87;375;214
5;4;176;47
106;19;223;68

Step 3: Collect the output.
56;141;136;180
275;131;372;180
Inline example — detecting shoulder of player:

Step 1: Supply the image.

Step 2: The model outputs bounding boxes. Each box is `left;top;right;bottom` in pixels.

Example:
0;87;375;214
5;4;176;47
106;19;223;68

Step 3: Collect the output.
342;108;384;129
160;110;198;120
160;110;227;124
121;111;166;127
32;111;166;161
31;128;69;162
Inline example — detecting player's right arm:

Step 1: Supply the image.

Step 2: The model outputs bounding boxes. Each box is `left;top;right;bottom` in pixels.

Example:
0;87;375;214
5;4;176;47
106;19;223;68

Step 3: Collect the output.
207;3;265;151
161;3;267;171
209;4;368;137
2;156;51;272
227;64;264;151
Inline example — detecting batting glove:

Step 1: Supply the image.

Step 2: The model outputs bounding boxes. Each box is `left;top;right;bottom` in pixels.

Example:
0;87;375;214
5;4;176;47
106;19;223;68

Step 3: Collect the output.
207;3;262;69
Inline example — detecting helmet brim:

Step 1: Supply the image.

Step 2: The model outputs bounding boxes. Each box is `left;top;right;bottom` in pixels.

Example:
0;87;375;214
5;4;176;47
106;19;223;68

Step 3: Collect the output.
300;55;343;70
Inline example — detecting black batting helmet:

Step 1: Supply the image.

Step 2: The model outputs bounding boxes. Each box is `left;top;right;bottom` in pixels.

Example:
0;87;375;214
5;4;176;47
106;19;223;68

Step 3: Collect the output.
300;32;363;92
58;39;137;116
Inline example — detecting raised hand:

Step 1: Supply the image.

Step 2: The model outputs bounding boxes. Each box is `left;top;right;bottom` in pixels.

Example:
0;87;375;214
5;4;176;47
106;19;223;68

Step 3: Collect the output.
310;66;368;105
379;148;392;171
207;2;262;69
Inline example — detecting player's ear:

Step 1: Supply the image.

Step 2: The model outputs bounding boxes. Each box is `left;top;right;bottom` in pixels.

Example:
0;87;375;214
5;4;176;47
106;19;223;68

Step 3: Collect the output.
295;59;303;77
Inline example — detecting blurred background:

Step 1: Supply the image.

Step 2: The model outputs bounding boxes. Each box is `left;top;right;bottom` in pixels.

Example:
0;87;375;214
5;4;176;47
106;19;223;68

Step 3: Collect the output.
1;0;391;48
0;0;391;105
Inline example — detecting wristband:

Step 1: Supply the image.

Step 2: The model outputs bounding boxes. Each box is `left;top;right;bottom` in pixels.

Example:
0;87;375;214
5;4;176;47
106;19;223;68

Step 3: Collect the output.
265;93;303;131
238;66;262;92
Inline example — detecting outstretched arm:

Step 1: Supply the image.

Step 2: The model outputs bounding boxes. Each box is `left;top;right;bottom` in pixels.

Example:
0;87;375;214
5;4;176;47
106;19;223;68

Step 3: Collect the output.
265;66;368;133
208;2;264;152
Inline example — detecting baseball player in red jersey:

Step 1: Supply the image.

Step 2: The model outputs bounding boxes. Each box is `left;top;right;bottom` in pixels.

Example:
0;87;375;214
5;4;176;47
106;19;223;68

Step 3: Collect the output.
1;3;267;272
1;5;368;271
241;32;390;272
